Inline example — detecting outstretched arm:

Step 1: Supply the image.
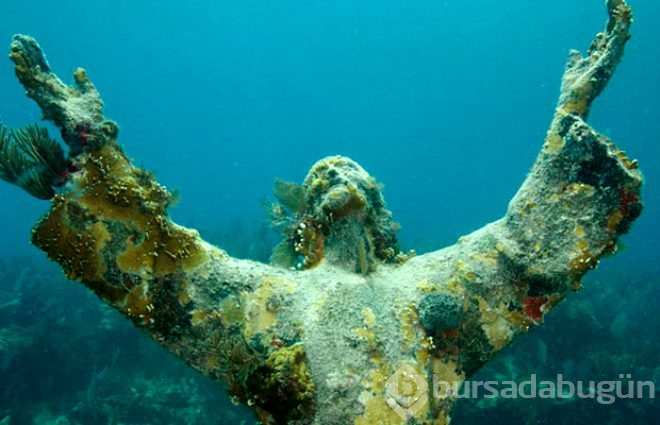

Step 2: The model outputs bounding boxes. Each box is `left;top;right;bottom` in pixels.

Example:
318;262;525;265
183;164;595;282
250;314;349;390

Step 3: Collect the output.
6;35;312;423
9;33;214;300
506;0;640;294
402;0;641;409
505;0;640;287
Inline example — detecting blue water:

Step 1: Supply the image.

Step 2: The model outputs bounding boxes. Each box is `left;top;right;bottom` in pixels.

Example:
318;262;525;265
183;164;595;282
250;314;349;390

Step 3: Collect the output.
0;1;658;423
1;0;657;262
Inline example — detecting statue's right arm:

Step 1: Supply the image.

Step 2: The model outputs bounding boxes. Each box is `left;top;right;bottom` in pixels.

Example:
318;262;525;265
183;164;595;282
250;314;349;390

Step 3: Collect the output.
6;35;309;422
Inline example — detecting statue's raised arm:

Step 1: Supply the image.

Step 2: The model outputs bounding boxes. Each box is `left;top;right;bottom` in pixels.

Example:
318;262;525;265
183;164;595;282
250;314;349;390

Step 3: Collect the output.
0;1;642;424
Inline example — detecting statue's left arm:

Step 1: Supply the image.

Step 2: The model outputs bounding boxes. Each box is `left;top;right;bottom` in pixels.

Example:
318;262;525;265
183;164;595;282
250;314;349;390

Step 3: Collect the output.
401;1;641;411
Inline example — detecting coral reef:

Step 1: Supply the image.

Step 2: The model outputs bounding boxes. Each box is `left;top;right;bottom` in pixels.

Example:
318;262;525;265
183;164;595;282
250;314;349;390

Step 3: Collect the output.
418;292;463;335
0;257;252;425
0;1;644;423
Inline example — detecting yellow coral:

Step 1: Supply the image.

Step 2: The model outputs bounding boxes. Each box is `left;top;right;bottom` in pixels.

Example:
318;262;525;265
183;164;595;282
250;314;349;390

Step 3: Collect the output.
262;343;315;418
244;276;295;340
478;299;514;350
544;131;565;154
398;302;419;352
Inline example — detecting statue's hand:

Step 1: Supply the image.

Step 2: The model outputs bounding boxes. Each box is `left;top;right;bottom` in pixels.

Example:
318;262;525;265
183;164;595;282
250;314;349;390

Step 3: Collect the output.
10;35;113;154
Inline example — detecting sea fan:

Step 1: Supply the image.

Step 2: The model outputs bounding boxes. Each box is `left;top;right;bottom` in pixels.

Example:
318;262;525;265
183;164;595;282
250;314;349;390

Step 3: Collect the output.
0;123;67;199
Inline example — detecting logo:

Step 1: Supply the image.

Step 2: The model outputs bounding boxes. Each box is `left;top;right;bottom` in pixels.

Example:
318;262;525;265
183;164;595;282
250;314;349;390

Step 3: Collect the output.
385;363;429;419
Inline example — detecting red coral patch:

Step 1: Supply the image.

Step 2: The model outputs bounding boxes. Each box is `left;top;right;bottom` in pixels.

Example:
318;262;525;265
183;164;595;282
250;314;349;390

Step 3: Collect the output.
523;296;548;323
619;188;639;217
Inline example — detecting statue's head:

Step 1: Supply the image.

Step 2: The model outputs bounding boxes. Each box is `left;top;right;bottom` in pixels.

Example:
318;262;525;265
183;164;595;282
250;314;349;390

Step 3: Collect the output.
268;156;403;273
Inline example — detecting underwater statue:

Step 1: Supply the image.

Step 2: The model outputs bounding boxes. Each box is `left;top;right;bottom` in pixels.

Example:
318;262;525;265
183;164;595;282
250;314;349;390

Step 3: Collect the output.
0;0;643;423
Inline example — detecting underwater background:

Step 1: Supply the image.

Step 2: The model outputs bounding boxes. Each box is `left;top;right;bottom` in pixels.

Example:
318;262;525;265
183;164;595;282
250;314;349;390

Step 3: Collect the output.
0;0;658;423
